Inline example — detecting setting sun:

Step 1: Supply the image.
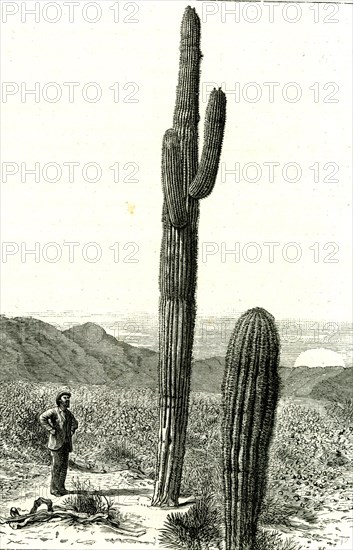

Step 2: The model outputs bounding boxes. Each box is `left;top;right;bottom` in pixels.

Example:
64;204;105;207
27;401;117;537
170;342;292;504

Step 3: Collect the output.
294;348;345;368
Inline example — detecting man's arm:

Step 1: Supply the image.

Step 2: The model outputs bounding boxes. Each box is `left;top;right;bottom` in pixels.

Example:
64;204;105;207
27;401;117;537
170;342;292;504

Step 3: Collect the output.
39;409;56;435
71;412;78;434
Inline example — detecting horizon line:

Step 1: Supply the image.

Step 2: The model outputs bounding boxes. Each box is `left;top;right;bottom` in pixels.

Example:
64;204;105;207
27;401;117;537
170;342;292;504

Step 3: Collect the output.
1;310;352;326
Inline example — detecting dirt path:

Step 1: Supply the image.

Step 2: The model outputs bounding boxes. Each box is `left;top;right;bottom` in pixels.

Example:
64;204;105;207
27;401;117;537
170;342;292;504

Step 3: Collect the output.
0;463;352;549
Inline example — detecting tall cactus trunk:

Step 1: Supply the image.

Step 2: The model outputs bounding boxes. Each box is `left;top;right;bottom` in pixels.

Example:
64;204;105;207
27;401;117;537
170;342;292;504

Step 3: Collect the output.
221;307;280;549
152;6;226;507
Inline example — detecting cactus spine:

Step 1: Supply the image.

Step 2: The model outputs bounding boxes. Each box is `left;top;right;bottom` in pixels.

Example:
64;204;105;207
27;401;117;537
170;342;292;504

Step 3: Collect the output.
152;6;226;507
221;307;280;549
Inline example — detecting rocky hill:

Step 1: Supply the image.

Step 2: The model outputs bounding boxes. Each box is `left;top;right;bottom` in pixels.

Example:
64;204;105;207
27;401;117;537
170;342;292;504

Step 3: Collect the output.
63;322;158;387
0;316;351;400
0;316;107;384
310;367;353;402
0;316;157;387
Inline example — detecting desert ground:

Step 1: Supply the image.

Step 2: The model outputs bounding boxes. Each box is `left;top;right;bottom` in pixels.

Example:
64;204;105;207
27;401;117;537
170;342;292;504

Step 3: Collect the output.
0;382;352;549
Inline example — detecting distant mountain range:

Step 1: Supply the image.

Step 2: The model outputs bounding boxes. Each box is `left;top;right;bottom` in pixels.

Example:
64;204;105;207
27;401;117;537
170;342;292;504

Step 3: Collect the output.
0;315;351;401
9;312;352;365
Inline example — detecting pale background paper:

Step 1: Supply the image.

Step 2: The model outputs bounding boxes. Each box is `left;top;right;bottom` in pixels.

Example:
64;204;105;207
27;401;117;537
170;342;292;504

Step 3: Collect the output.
1;0;352;323
0;0;352;547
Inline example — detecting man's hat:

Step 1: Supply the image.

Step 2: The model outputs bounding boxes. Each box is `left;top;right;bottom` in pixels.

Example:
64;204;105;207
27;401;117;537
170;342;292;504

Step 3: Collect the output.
56;390;71;405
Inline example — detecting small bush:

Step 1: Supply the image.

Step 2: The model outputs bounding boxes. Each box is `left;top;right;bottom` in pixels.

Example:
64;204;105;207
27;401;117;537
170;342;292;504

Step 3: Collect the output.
181;457;222;502
255;529;302;550
159;492;222;550
260;494;317;528
100;438;137;464
63;478;116;518
342;398;353;424
327;398;353;426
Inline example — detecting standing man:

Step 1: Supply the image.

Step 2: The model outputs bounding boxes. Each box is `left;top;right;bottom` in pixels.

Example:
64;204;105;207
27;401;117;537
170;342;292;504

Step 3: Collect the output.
39;390;78;496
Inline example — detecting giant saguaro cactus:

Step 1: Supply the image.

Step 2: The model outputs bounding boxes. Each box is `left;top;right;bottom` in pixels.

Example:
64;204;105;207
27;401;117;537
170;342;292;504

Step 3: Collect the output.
221;307;280;549
152;7;226;507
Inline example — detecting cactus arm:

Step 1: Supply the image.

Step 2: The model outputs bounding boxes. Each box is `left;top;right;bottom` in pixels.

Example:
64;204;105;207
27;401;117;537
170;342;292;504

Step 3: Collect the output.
189;88;227;199
162;129;188;228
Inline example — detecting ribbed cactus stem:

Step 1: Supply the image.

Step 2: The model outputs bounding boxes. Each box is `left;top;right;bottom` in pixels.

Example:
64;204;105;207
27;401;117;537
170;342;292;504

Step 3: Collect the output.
162;129;187;228
173;6;201;134
152;6;226;507
222;307;280;550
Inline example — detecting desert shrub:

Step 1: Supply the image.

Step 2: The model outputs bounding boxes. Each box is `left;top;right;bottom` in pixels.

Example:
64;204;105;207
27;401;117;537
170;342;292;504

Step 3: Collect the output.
100;438;137;463
63;478;116;518
342;398;353;424
325;398;353;426
181;450;222;500
255;530;302;550
259;494;317;528
159;492;222;550
181;393;223;499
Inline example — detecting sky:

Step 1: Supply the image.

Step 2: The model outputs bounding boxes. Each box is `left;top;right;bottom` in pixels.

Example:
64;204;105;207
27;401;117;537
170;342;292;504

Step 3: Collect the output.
1;0;352;323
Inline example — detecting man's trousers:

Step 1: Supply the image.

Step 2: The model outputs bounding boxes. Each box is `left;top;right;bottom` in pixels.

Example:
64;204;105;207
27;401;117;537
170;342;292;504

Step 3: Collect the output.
50;442;70;494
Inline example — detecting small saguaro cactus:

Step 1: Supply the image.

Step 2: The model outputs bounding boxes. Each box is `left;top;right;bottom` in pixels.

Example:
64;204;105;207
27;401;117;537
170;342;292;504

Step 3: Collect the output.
221;307;280;550
152;6;226;507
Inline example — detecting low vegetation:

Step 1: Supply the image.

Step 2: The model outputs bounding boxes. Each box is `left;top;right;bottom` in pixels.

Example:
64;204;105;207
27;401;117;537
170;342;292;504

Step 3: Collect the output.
254;531;302;550
63;478;115;518
159;492;223;550
0;381;352;548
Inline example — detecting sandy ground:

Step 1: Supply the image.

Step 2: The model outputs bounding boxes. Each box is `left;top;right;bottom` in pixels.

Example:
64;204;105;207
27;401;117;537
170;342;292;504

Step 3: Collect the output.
0;465;195;549
0;462;352;550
